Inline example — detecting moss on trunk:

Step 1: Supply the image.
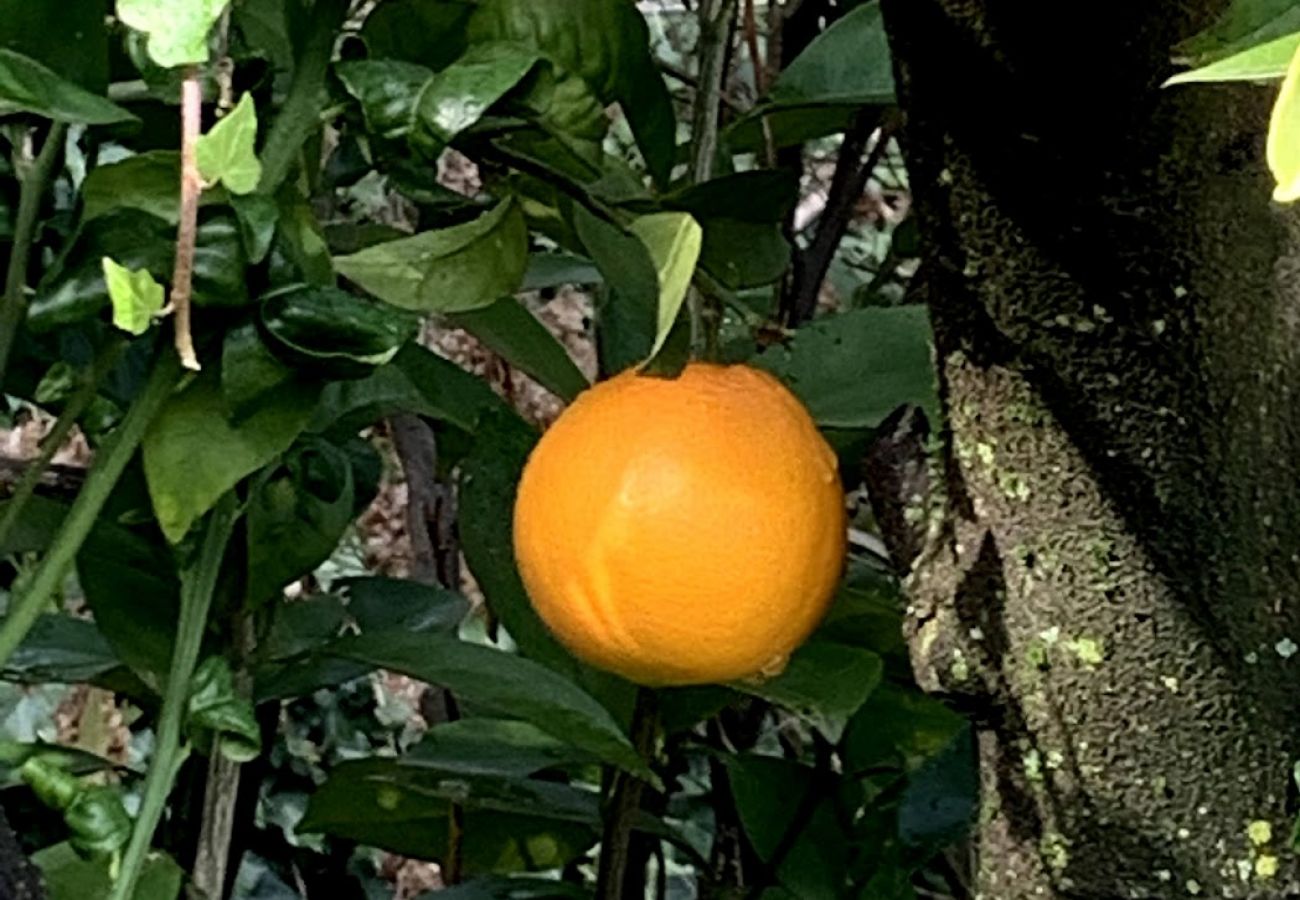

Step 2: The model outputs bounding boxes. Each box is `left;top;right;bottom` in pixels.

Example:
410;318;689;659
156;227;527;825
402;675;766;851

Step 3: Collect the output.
882;1;1300;896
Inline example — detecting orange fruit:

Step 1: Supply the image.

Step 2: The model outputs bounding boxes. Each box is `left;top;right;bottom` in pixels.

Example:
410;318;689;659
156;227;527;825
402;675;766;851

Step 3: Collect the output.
512;362;846;686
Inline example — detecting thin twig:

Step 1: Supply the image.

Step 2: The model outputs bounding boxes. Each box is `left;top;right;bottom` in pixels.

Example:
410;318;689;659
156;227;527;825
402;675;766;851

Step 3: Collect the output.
687;0;739;359
595;688;660;900
172;71;204;371
0;122;67;391
658;60;742;113
784;112;898;324
742;0;776;166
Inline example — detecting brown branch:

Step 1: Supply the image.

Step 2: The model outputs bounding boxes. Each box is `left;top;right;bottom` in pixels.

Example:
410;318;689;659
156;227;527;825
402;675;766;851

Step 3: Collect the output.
783;112;897;325
172;70;204;371
595;688;659;900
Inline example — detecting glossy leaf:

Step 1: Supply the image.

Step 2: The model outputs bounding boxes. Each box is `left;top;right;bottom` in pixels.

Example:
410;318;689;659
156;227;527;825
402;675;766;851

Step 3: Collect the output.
328;630;653;780
0;48;134;124
196;92;263;194
335;199;529;313
1271;41;1300;201
299;758;598;871
258;285;420;379
406;718;597;778
335;59;434;140
103;257;164;336
572;206;659;373
732;640;884;741
245;437;355;606
188;657;262;762
629;212;703;360
449;297;589;401
117;0;227;68
220;322;299;424
756;306;939;429
143;372;317;542
521;251;601;291
230;192;279;263
0;741;119;790
411;42;542;158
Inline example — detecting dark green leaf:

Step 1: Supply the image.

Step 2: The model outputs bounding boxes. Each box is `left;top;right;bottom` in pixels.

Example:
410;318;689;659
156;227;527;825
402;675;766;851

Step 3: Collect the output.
0;48;135;124
328;631;653;780
410;42;542;158
5;615;120;684
0;741;118;790
842;685;966;778
449;297;589;402
0;495;67;555
33;841;182;900
1175;0;1300;66
258;285;420;379
359;0;474;70
220;322;300;424
335;199;529;313
0;0;109;92
415;878;588;900
755;305;939;429
82;152;227;224
143;372;318;543
341;577;470;633
311;342;511;435
272;193;334;286
246;438;355;607
230;192;280;263
768;1;894;107
188;657;262;763
572;205;659;374
668;171;798;289
299;758;597;870
731;640;884;741
521;251;601;291
335;59;434;139
406;718;596;778
897;724;977;851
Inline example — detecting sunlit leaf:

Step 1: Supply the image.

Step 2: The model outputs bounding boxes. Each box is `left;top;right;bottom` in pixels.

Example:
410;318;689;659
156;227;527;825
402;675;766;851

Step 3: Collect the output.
196;92;263;194
117;0;228;68
1270;40;1300;201
102;257;164;336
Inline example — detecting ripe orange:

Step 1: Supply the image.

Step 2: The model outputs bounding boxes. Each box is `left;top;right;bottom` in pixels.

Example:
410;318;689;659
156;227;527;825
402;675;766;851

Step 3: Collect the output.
512;362;846;686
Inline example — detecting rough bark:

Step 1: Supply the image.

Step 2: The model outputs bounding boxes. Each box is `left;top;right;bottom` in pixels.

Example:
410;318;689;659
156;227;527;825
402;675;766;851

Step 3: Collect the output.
881;1;1300;897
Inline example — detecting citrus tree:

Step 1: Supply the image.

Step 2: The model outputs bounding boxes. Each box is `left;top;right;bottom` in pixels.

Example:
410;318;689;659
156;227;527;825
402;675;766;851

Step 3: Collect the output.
0;2;964;899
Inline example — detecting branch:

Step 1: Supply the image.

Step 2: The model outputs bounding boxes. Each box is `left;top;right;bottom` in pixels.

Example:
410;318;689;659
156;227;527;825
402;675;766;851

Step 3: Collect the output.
783;112;897;324
595;688;659;900
0;121;67;391
172;71;203;371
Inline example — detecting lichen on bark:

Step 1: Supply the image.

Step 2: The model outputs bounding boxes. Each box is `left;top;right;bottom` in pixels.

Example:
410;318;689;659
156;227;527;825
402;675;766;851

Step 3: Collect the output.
881;0;1300;896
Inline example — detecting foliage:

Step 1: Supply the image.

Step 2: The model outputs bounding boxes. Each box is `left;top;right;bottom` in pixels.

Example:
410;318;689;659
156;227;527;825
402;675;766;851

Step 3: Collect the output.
0;2;964;899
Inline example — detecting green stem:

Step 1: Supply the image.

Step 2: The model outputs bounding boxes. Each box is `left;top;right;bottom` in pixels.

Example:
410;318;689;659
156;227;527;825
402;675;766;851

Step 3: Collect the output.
0;348;181;670
110;491;239;900
0;339;125;550
0;121;68;391
256;0;348;195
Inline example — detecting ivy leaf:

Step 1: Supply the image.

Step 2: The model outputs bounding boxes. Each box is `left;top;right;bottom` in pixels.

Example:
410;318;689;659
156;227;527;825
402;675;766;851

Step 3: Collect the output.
1270;40;1300;201
334;199;528;313
0;48;135;124
628;212;702;361
116;0;228;69
196;93;262;195
102;257;164;336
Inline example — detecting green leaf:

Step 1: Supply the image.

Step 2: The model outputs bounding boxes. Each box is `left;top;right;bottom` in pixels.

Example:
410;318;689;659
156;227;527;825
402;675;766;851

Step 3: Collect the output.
732;640;884;741
246;438;355;606
82;152;227;224
407;718;597;778
1271;40;1300;201
628;212;703;361
842;685;966;777
521;251;601;291
5;615;121;684
0;48;135;124
756;306;938;429
220;322;299;424
335;59;435;140
0;741;119;789
668;171;798;290
359;0;474;70
230;192;279;263
1166;31;1300;84
34;842;182;900
726;2;892;149
335;200;528;313
467;0;676;182
1175;0;1300;66
188;657;261;762
449;297;590;402
411;42;542;158
117;0;228;68
299;758;598;870
0;0;110;93
421;879;589;900
143;373;317;543
571;206;659;373
258;285;420;379
102;257;164;336
196;93;263;194
328;631;654;781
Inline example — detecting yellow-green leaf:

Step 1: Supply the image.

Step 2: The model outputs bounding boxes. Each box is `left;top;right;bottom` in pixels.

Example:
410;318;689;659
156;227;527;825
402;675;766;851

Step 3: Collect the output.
196;93;262;195
628;212;702;361
102;257;164;336
117;0;228;69
1269;41;1300;202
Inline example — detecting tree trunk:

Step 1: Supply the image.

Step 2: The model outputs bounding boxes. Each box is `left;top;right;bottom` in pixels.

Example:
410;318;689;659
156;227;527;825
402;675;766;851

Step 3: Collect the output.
881;1;1300;896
